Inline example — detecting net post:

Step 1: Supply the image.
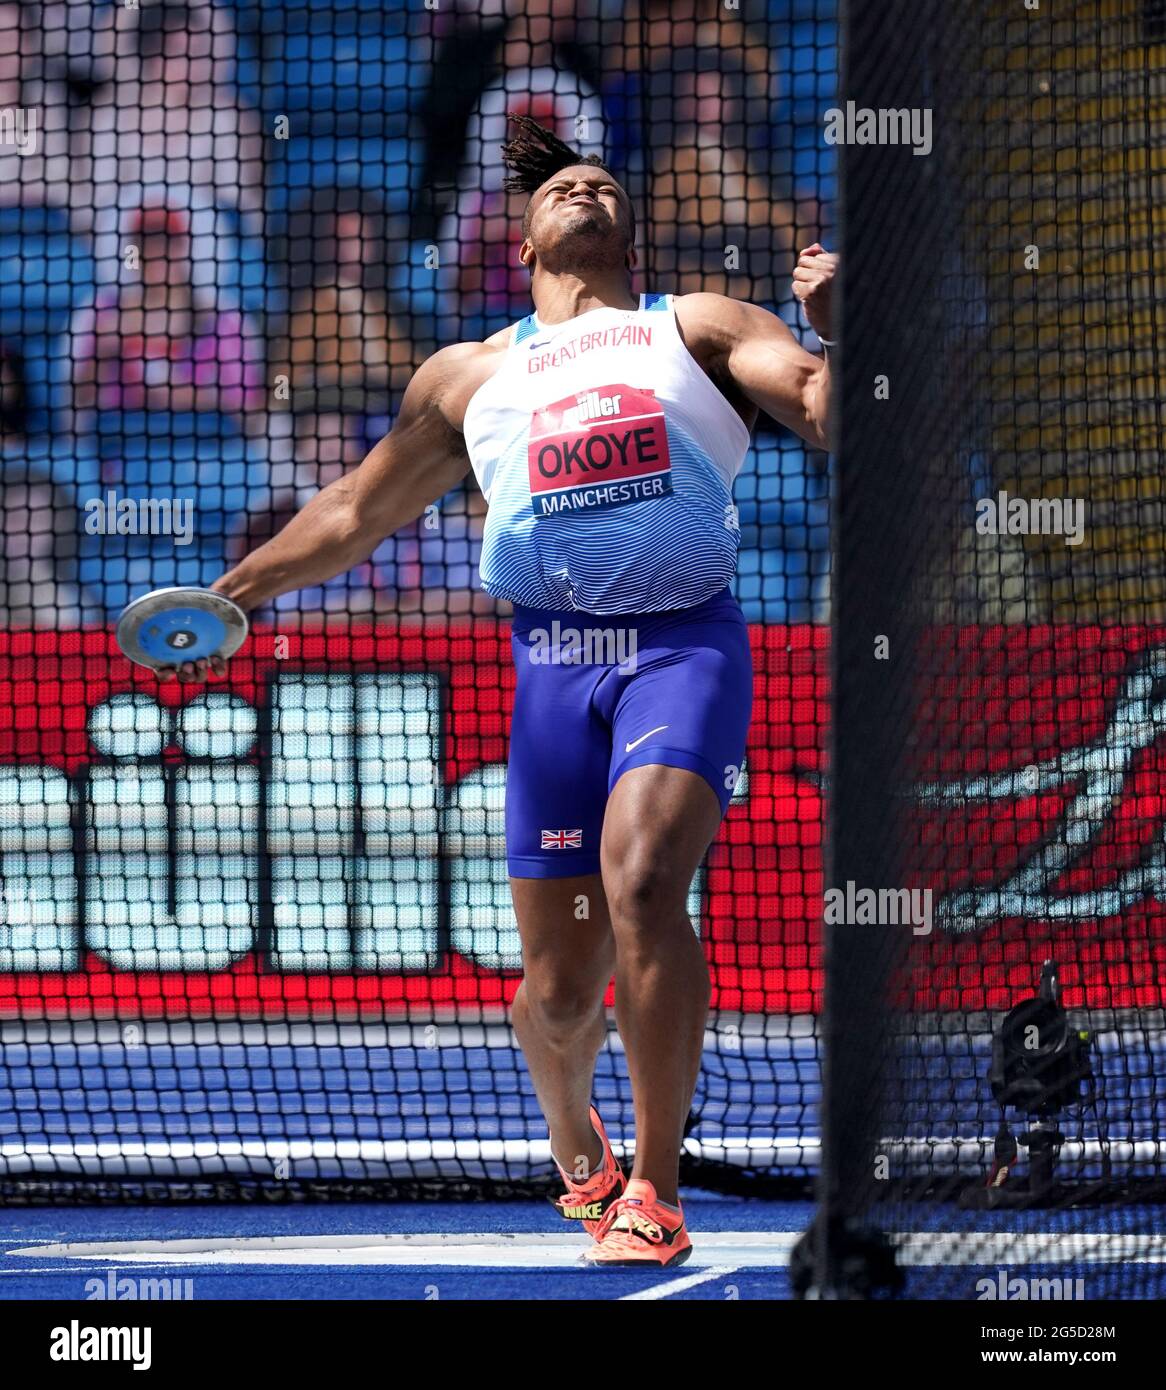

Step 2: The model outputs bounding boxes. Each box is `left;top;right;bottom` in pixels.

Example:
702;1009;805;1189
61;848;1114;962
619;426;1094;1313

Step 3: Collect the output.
799;0;960;1299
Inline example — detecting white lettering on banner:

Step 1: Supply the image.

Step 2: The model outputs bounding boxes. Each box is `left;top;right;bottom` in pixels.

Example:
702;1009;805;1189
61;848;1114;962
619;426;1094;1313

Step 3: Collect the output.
918;646;1166;932
0;672;723;973
0;767;77;971
444;763;519;971
85;763;259;972
268;673;443;972
83;692;259;972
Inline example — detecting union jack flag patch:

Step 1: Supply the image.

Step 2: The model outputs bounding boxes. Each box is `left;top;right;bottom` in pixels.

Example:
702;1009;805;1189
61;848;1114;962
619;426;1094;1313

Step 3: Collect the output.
541;828;583;849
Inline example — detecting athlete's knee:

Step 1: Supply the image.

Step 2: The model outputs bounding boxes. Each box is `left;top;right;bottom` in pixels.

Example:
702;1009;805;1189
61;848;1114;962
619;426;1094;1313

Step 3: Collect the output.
605;842;683;929
516;971;605;1039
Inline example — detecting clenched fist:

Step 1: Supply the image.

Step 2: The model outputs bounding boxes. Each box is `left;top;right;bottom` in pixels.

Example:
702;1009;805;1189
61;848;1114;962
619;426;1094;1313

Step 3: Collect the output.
792;244;838;344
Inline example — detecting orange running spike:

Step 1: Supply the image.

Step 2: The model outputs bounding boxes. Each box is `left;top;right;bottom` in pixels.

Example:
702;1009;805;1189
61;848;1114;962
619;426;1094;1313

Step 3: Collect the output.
580;1177;693;1268
548;1104;627;1237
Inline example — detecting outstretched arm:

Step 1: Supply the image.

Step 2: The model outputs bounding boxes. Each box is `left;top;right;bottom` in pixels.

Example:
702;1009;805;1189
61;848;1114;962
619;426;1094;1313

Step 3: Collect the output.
167;344;489;681
214;346;481;611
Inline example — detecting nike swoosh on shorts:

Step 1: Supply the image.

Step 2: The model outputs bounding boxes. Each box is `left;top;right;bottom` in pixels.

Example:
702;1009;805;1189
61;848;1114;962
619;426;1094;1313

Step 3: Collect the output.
624;725;669;753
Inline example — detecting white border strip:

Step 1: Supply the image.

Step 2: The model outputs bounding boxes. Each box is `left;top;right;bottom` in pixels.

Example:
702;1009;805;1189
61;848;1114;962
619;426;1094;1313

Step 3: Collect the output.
5;1133;1160;1178
8;1231;1165;1270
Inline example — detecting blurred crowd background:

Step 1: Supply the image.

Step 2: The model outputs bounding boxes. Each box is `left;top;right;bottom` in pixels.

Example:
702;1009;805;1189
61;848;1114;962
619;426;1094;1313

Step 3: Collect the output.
0;0;836;630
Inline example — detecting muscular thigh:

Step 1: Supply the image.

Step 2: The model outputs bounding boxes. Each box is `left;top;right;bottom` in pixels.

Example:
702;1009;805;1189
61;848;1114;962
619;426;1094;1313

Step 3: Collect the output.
597;599;752;915
599;765;724;920
505;630;610;879
510;875;615;997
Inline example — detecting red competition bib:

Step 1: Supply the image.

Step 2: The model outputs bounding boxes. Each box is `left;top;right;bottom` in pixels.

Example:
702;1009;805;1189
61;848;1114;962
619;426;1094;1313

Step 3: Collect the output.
527;384;673;517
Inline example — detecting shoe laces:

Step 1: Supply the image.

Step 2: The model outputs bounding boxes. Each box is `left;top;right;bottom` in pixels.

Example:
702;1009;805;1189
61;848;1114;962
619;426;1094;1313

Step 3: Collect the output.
594;1196;664;1246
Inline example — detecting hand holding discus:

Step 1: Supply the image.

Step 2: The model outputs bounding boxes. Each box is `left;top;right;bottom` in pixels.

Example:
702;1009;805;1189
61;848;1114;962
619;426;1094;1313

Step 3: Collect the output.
115;586;249;683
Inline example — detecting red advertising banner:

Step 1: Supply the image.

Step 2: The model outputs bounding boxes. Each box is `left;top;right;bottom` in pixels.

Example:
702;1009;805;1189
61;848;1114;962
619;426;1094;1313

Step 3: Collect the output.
0;624;1163;1019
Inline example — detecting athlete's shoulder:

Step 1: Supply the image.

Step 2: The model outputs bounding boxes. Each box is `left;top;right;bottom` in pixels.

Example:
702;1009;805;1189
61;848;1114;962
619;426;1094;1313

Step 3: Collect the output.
484;323;516;349
406;333;510;427
673;291;760;335
421;331;509;377
673;292;795;358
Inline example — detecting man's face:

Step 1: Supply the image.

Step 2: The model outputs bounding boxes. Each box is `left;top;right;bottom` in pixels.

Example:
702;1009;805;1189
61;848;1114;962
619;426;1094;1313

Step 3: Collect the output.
522;166;635;275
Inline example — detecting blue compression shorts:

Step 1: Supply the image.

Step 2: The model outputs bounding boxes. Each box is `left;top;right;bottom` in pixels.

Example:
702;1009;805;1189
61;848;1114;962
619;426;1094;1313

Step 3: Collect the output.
506;587;754;879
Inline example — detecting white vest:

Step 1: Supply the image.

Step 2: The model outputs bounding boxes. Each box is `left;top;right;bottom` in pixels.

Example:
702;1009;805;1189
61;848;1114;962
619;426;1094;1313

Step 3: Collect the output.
462;292;751;614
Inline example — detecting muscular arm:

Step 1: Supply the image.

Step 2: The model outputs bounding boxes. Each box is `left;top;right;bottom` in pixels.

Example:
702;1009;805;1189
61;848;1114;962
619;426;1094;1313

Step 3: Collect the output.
212;343;490;614
675;292;833;453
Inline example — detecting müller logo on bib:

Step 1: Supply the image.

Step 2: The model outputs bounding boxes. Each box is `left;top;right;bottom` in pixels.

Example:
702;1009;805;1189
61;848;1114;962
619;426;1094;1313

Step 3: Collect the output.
528;383;672;516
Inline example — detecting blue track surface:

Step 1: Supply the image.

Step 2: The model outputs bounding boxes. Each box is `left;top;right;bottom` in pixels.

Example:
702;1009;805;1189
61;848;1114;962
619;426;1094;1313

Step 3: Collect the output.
3;1199;1165;1301
0;1197;801;1300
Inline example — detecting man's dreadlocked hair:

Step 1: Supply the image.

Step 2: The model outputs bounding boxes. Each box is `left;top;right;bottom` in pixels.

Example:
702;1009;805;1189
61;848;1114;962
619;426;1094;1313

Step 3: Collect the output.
501;113;634;241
